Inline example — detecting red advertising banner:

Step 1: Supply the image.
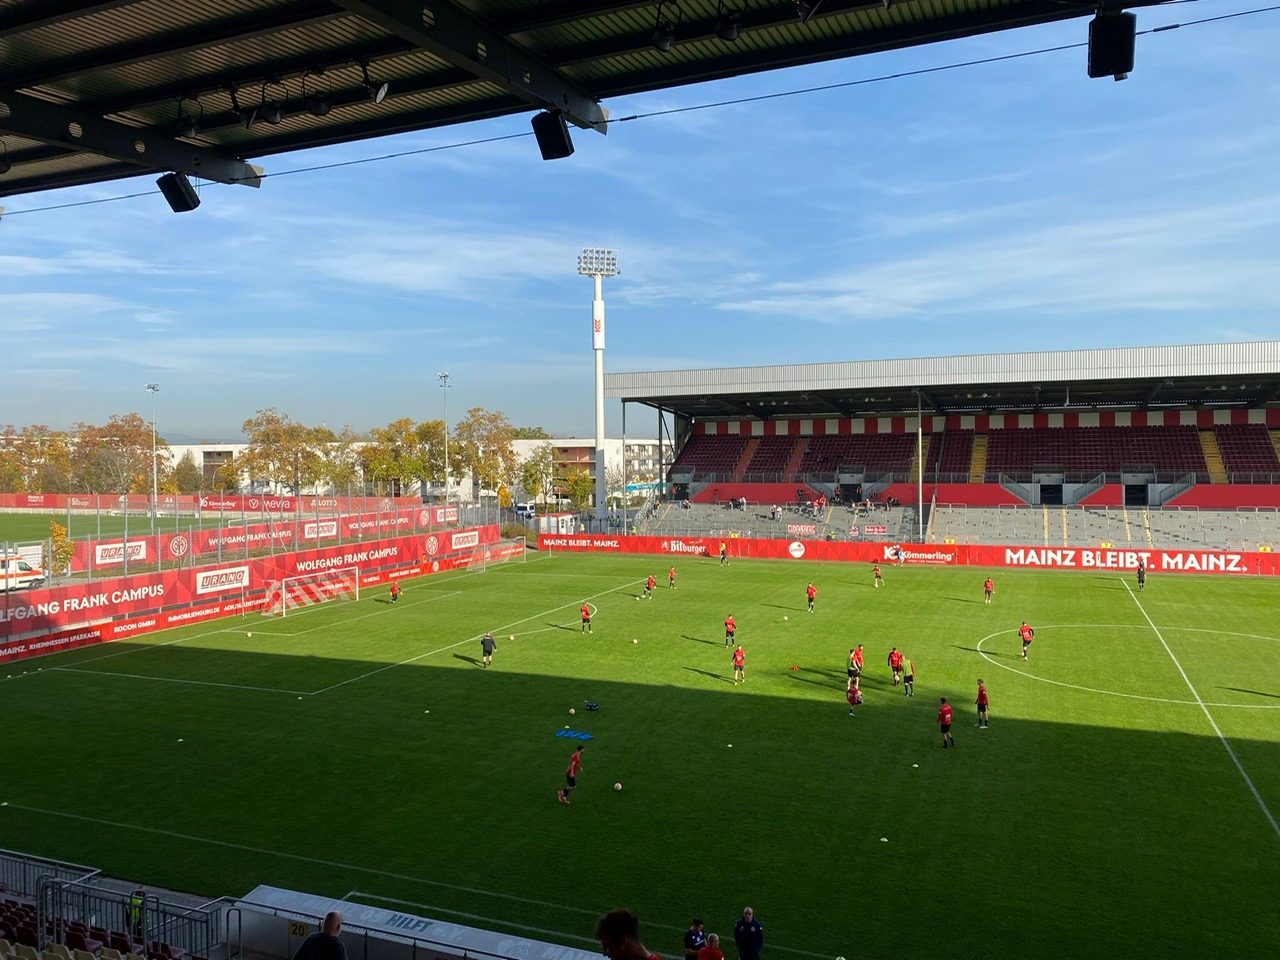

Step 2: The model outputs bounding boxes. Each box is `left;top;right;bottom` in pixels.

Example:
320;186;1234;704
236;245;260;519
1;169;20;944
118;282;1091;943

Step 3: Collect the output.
0;492;424;512
0;525;507;663
539;533;1280;576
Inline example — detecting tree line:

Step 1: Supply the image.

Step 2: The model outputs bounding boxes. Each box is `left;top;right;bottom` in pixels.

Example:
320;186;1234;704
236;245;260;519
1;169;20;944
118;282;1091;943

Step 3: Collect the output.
0;410;596;506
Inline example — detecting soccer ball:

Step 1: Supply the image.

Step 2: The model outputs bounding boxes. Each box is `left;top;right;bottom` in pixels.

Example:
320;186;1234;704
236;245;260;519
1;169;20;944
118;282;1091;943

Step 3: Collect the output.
246;632;252;637
635;596;640;601
783;616;788;621
632;638;638;644
569;708;576;715
614;783;622;791
508;634;514;641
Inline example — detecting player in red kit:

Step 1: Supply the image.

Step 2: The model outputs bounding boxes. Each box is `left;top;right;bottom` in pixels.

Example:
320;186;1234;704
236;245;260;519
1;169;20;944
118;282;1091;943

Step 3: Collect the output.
888;647;904;685
1019;620;1034;660
976;679;990;728
983;577;994;605
873;564;883;588
558;744;584;803
732;644;746;684
389;581;401;603
846;684;862;717
847;644;864;691
806;582;817;613
724;615;736;649
644;574;656;599
937;698;955;748
581;603;593;634
669;566;677;589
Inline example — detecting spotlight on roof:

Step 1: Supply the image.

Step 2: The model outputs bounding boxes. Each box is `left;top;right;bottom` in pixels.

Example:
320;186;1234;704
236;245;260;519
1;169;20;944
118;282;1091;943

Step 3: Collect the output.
156;172;200;213
306;93;331;116
360;60;389;103
715;2;741;41
796;0;826;24
650;1;679;52
302;68;332;116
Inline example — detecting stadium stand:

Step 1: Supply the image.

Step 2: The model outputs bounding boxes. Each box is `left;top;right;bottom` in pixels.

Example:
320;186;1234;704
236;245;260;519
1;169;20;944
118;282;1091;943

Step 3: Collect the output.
1214;423;1280;480
669;433;750;482
743;436;799;479
983;426;1209;482
797;434;916;478
928;429;975;480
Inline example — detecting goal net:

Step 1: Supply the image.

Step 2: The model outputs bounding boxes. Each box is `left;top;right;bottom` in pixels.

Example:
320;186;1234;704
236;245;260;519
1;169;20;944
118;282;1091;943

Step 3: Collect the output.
459;536;528;573
262;566;360;617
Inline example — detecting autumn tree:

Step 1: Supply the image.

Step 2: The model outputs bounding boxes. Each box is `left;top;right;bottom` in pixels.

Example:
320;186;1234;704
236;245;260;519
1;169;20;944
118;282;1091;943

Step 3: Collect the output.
453;407;518;501
520;443;556;506
19;425;76;493
240;409;325;494
72;414;159;494
512;426;552;439
172;451;205;494
316;426;364;494
564;469;596;510
45;521;75;577
364;417;430;496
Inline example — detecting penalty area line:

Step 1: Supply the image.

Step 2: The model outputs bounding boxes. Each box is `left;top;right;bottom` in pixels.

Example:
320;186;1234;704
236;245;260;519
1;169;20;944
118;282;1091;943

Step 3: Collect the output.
1124;580;1280;841
48;666;311;696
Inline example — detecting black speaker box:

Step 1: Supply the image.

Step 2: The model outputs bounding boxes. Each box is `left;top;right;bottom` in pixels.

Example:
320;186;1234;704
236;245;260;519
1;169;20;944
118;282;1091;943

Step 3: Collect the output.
531;111;575;161
156;172;201;212
1088;13;1136;79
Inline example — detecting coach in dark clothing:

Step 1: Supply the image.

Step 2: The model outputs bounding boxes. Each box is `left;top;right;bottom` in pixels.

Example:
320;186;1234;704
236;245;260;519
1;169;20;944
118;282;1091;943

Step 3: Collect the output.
733;908;763;960
293;912;348;960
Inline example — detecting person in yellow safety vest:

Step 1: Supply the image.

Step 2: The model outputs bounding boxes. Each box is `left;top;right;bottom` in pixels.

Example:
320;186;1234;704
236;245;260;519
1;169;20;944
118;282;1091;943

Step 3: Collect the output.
126;886;145;938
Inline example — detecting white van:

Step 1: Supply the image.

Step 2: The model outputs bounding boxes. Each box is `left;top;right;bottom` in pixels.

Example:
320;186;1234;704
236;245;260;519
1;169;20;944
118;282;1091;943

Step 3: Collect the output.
0;556;46;591
514;502;538;519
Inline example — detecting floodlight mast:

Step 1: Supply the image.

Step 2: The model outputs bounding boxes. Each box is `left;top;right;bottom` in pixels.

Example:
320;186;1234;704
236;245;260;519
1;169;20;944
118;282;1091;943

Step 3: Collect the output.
437;372;451;506
578;248;619;524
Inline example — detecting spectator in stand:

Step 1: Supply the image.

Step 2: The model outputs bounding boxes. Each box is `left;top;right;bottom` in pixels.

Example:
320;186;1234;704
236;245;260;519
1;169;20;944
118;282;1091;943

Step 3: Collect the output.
292;912;347;960
596;910;660;960
698;934;725;960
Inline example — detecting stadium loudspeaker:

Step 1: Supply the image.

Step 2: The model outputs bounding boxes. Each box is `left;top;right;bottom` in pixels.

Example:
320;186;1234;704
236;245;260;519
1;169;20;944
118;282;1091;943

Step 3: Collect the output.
531;111;575;161
156;171;201;212
1088;13;1136;80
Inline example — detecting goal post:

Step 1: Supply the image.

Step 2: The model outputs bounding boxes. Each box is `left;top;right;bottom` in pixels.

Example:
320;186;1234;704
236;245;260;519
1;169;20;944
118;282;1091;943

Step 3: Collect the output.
262;565;360;617
460;536;528;573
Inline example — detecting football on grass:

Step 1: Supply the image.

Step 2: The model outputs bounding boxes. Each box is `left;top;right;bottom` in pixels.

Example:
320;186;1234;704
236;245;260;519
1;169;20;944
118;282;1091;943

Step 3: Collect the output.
614;782;622;791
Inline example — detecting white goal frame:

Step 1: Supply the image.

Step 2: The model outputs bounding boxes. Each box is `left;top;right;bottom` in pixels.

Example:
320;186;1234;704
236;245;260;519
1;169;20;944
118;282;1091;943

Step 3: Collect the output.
460;536;528;573
262;565;360;617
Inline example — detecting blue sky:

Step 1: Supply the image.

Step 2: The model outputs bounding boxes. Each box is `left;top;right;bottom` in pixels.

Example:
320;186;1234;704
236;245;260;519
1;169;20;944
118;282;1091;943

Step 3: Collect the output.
1;1;1277;442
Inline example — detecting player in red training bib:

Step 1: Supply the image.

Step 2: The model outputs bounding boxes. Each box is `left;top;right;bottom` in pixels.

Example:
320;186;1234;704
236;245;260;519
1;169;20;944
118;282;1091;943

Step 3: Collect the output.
732;644;746;684
644;574;655;599
724;614;736;649
846;684;863;717
976;679;990;728
847;644;864;691
581;603;593;634
873;564;883;587
558;744;584;804
937;698;955;748
669;566;677;589
1019;620;1034;660
983;577;994;605
888;647;904;685
806;582;817;613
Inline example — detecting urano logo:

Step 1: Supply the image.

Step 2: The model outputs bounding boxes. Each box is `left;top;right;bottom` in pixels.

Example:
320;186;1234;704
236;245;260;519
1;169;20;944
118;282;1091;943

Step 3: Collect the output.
196;565;249;595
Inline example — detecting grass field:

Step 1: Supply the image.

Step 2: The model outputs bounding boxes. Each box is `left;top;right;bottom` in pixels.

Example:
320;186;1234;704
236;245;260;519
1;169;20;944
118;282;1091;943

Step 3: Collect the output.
3;552;1278;959
0;511;238;543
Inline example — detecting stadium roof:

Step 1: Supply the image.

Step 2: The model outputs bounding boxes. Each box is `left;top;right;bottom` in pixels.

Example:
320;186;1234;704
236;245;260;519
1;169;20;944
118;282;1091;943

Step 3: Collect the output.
0;0;1172;200
605;342;1280;420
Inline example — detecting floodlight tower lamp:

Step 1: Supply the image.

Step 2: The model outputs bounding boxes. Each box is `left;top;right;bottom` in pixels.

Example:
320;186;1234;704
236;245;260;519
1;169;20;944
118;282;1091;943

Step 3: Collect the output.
146;383;160;527
437;372;452;505
578;248;620;524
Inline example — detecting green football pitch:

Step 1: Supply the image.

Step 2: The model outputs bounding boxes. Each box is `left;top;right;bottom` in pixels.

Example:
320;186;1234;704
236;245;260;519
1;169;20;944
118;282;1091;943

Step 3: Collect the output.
3;552;1278;959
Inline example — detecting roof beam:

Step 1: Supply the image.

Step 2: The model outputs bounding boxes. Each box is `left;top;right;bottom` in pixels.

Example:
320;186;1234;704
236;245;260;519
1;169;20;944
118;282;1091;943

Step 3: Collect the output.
917;388;946;417
331;0;608;133
0;2;343;90
1142;378;1174;407
0;90;263;187
0;0;145;38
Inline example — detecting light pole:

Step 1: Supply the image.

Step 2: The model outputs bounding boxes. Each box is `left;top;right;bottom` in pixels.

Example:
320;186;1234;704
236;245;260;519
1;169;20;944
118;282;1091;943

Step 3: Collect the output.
145;383;160;528
437;371;451;506
578;247;619;525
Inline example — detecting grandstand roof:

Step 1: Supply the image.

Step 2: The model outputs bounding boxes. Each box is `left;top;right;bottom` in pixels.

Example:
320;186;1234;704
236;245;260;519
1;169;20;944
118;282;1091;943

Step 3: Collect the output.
0;0;1173;199
605;341;1280;420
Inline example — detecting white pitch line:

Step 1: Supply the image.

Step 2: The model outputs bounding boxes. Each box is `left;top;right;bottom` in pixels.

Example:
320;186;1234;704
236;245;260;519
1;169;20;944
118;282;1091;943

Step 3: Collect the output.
973;630;1280;709
309;580;638;696
1123;580;1280;840
0;802;601;913
49;666;311;696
